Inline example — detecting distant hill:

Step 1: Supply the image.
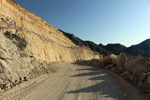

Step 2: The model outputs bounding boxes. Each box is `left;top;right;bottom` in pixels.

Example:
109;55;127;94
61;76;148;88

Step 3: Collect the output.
60;29;150;57
59;30;111;56
83;41;112;56
124;39;150;57
104;44;127;55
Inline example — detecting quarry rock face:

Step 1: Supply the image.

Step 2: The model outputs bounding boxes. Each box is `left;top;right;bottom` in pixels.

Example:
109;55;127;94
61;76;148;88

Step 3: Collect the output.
0;0;100;63
0;32;45;88
0;0;100;89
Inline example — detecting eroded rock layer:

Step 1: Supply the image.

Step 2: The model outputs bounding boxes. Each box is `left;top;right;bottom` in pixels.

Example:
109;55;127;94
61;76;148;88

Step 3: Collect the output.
0;0;100;89
0;0;100;62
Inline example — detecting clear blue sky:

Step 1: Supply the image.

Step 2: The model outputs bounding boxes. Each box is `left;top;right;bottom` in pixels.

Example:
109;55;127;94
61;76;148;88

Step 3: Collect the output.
14;0;150;47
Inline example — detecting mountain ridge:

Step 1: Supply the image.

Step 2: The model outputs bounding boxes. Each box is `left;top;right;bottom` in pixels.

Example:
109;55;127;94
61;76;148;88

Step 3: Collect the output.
59;29;112;56
60;29;150;57
124;39;150;57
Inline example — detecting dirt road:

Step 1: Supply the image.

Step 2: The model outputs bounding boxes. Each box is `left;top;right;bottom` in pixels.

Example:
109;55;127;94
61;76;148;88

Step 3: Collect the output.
0;63;149;100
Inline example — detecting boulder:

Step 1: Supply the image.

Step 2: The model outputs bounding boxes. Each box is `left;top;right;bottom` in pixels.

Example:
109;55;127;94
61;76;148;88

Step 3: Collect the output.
124;55;147;74
116;53;127;67
109;54;118;64
124;55;143;69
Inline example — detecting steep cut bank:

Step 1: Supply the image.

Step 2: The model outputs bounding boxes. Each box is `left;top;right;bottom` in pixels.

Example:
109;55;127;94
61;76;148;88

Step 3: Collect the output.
0;0;100;62
0;0;100;90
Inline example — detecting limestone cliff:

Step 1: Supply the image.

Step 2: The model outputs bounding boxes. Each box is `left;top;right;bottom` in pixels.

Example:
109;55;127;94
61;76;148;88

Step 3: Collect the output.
0;0;100;62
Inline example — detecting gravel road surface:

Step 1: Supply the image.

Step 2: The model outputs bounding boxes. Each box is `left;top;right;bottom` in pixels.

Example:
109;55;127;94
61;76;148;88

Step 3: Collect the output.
0;63;149;100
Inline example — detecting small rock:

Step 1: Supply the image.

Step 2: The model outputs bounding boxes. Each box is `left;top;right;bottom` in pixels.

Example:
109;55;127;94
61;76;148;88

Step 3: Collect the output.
20;77;24;81
130;75;134;81
140;73;146;81
12;82;16;86
24;76;29;81
138;81;143;88
122;71;130;76
15;80;19;84
4;83;11;89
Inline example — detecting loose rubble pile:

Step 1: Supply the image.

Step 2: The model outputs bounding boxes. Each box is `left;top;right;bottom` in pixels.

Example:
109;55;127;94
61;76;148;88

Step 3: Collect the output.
76;53;150;95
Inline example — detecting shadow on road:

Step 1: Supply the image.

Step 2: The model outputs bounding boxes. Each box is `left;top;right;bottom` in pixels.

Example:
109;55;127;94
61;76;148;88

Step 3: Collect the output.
67;64;128;100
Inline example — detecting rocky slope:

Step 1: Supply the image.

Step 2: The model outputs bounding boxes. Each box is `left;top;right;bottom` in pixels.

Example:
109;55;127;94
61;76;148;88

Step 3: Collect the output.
0;0;100;62
60;30;111;56
104;44;127;55
0;0;100;90
124;39;150;57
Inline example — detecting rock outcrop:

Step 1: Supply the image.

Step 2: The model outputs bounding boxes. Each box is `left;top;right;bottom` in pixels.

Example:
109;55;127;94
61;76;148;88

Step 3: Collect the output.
0;0;100;90
0;32;46;90
0;0;100;62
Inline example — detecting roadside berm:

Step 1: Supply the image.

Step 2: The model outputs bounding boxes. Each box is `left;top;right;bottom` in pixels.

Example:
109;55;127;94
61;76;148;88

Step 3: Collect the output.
76;53;150;96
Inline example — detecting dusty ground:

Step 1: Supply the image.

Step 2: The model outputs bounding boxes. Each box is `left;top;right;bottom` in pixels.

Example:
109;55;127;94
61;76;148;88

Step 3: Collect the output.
0;63;149;100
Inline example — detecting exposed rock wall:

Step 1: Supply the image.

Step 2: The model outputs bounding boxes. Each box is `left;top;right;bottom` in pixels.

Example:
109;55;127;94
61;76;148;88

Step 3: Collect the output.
0;0;100;63
0;32;47;89
0;0;100;91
